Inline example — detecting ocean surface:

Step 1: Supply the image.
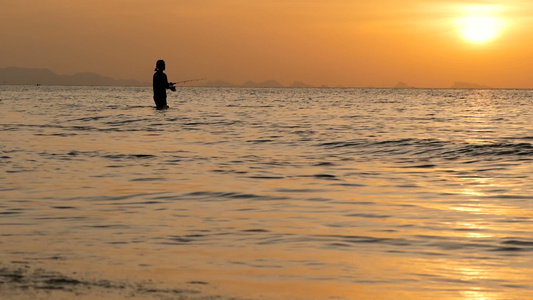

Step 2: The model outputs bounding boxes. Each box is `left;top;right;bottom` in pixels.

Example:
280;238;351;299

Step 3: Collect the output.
0;86;532;300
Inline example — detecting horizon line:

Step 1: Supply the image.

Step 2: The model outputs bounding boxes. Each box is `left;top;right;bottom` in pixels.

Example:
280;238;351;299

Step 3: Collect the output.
2;83;533;91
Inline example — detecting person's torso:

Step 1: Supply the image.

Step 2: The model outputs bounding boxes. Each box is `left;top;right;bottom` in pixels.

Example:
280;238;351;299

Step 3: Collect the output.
153;72;168;95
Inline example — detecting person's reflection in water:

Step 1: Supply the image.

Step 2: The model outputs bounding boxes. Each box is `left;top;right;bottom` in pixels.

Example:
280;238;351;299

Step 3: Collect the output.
153;60;175;109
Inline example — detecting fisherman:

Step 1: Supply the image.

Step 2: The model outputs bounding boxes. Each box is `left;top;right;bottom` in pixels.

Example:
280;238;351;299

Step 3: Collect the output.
153;60;175;109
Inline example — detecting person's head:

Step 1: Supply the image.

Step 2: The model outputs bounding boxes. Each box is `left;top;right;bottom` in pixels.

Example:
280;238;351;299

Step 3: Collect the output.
155;60;166;71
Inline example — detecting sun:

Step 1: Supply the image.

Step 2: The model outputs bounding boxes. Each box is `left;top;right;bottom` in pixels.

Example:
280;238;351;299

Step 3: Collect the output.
458;16;502;43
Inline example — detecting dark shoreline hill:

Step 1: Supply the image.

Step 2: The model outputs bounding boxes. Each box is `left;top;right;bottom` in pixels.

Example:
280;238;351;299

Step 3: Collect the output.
0;67;145;86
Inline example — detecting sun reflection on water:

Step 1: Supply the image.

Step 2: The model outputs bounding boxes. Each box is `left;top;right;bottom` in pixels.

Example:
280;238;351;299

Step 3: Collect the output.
460;290;498;300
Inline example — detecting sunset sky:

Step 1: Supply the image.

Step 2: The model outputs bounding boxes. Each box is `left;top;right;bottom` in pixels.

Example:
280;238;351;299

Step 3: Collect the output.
1;0;533;88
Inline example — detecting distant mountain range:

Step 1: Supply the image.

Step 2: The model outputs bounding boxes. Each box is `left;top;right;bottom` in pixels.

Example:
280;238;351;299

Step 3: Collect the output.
0;67;313;88
0;67;494;89
0;67;146;86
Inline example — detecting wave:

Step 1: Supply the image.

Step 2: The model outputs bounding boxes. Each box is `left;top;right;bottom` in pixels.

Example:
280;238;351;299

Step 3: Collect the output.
319;138;533;161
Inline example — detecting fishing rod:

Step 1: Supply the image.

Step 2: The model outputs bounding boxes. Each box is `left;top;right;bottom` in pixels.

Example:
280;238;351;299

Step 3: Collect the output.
170;78;206;85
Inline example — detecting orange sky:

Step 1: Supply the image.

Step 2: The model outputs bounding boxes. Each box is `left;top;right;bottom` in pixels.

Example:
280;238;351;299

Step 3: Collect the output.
1;0;532;88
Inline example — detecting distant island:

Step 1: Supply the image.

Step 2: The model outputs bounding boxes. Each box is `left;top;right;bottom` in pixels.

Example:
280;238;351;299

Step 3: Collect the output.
394;82;414;88
0;67;146;86
204;80;313;88
393;81;493;89
451;81;492;89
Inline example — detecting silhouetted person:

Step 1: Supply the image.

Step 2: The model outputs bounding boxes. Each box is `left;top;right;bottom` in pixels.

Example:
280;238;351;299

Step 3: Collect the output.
153;60;175;109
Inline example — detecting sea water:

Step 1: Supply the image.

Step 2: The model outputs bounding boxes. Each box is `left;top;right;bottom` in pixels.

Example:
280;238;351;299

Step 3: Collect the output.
0;86;532;299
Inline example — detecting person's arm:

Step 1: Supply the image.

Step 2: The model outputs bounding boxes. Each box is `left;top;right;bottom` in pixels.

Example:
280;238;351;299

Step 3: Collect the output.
164;74;176;91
